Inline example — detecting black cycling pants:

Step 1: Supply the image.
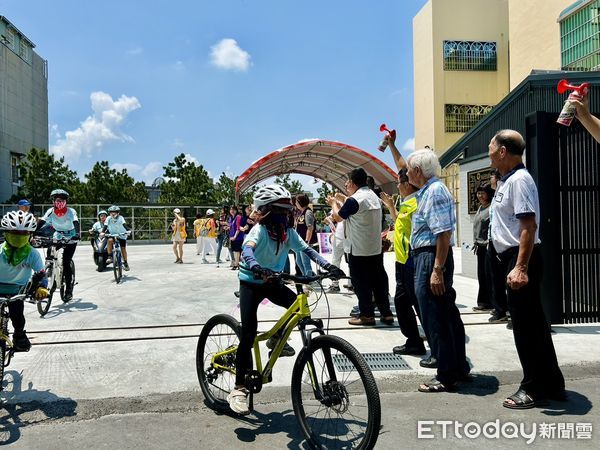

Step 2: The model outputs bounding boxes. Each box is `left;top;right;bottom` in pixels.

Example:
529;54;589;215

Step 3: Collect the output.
235;280;296;386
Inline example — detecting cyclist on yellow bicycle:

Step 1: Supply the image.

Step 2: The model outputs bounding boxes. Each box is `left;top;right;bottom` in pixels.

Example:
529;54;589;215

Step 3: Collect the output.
0;211;49;351
228;184;345;414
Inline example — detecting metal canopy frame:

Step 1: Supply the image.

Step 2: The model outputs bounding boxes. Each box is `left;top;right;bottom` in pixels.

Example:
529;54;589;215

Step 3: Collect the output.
235;140;398;196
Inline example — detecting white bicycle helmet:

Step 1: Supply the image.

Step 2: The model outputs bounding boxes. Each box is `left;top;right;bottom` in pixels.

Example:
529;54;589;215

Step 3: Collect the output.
108;205;121;212
1;210;37;232
50;188;69;198
253;184;293;209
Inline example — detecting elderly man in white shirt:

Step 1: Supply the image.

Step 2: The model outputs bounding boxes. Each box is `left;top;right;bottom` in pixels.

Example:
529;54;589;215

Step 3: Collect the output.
488;129;565;410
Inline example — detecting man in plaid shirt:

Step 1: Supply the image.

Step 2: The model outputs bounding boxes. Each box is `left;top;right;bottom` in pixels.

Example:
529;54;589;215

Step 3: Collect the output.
407;149;469;393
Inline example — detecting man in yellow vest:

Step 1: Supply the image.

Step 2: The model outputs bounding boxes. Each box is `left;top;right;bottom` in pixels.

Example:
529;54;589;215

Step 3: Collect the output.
381;136;436;368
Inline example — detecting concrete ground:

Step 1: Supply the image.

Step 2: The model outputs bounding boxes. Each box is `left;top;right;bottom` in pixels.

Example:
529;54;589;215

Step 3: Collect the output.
1;243;599;448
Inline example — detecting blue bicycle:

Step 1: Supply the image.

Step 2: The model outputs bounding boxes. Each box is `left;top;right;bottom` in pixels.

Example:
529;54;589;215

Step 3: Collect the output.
106;232;129;284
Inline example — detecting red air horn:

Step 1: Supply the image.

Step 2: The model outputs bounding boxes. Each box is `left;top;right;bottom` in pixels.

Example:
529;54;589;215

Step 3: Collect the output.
557;79;589;95
557;79;590;126
378;123;396;152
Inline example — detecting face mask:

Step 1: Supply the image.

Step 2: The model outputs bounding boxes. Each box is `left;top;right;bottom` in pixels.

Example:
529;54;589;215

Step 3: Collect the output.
54;198;67;216
4;232;30;248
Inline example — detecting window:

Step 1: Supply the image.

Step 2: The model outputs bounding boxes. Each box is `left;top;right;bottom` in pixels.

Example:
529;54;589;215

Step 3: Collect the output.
445;104;493;133
19;39;28;59
443;41;497;71
10;154;22;185
5;28;15;49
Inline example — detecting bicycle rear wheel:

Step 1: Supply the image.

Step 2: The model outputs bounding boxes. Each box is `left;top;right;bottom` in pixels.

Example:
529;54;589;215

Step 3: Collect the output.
60;260;75;302
0;317;9;390
37;280;56;316
196;314;241;412
113;251;122;283
291;335;381;450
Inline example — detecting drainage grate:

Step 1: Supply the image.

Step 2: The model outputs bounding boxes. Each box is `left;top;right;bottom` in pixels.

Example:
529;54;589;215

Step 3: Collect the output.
333;352;411;372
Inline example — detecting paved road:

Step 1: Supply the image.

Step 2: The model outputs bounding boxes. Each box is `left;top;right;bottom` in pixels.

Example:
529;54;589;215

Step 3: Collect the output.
0;243;598;448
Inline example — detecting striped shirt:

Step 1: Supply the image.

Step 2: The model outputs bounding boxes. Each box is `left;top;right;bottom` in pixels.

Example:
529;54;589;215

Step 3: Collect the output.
410;177;456;249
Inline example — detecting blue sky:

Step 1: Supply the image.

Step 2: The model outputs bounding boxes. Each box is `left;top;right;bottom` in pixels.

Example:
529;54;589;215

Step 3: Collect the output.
2;0;428;187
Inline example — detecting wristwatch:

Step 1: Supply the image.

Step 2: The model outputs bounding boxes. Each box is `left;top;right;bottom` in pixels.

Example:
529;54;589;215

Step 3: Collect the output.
433;264;445;272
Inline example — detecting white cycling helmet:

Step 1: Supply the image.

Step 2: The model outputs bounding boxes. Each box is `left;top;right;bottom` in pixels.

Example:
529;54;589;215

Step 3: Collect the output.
1;210;37;232
253;184;293;209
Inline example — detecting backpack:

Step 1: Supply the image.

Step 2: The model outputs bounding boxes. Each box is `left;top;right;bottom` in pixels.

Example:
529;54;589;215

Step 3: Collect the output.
199;219;210;237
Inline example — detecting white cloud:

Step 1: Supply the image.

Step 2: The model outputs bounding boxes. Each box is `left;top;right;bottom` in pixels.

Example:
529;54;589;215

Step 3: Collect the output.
296;138;320;143
172;138;185;149
210;38;251;72
50;91;141;163
110;161;163;184
183;153;198;165
49;123;61;140
126;46;143;55
173;60;185;71
402;137;415;153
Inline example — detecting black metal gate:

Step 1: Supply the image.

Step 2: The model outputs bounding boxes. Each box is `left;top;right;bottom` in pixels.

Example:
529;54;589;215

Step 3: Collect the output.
526;112;600;324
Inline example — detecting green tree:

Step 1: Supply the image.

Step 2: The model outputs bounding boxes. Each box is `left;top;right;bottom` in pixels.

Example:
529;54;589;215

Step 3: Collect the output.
209;172;256;207
316;182;335;205
11;148;80;204
159;153;214;204
274;174;304;195
81;161;148;204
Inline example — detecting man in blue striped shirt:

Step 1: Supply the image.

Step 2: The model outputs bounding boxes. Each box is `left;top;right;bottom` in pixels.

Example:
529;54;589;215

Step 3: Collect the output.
407;149;469;393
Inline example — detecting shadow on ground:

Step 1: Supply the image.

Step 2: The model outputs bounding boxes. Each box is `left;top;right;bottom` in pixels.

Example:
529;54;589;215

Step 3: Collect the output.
0;370;77;445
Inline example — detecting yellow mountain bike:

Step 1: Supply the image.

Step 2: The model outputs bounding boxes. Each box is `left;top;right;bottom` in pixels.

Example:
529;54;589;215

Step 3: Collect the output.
196;272;381;449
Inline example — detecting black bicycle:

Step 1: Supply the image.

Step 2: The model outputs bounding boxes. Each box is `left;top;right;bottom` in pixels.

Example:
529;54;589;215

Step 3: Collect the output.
32;237;77;316
0;289;36;390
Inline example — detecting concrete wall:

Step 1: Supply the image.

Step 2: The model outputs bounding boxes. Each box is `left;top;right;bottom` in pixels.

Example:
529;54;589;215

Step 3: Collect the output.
0;35;48;201
413;0;509;155
508;0;572;89
458;157;491;279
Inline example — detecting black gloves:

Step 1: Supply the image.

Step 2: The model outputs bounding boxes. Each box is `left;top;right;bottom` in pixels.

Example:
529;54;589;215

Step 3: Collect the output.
324;264;346;280
251;265;275;280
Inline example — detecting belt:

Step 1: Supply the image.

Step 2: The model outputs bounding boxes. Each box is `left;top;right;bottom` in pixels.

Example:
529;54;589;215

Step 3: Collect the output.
411;246;436;256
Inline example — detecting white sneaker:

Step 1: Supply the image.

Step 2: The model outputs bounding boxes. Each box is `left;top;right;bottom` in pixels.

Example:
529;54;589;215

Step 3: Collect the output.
227;388;250;415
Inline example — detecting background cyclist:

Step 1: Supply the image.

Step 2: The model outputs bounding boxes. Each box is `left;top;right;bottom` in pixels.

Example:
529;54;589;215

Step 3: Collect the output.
36;189;80;301
90;210;107;247
0;211;49;351
101;205;130;271
227;184;344;415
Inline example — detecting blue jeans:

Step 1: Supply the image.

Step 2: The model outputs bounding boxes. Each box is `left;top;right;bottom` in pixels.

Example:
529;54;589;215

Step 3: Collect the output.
216;234;226;261
413;248;469;385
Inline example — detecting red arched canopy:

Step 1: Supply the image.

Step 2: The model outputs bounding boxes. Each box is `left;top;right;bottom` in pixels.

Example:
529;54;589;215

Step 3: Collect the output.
236;140;398;196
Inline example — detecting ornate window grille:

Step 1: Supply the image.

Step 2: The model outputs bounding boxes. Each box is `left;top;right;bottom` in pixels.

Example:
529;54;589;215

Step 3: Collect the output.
443;41;497;71
445;104;493;133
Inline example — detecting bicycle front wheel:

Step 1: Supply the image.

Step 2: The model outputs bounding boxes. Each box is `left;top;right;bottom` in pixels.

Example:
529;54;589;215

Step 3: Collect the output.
38;280;56;316
291;335;381;450
113;252;122;283
196;314;241;413
60;260;75;302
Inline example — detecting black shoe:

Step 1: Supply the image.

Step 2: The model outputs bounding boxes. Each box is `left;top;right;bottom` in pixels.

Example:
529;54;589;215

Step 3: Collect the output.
349;305;360;317
473;305;494;312
64;289;73;301
489;314;508;323
420;356;438;368
393;344;426;356
506;319;513;330
13;331;31;352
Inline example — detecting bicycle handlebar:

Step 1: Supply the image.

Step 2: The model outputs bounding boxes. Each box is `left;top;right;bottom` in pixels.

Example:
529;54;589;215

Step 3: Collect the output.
273;271;350;284
32;236;79;247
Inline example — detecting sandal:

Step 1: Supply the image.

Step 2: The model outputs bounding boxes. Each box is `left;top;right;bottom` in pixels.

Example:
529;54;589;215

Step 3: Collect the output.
418;378;453;393
502;388;546;409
